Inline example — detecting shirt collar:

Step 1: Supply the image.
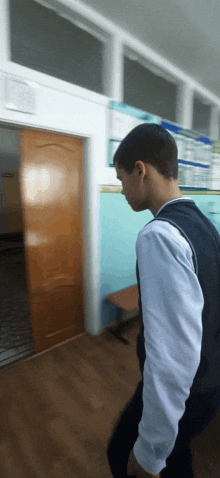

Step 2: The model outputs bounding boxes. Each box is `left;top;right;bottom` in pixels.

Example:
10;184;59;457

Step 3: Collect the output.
155;197;192;217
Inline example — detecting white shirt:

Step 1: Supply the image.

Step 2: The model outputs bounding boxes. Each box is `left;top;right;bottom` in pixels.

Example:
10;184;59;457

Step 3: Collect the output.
133;197;204;475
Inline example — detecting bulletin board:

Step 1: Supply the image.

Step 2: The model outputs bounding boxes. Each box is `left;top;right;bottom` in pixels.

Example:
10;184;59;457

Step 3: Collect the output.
162;121;212;190
108;101;161;167
108;101;220;193
210;141;220;191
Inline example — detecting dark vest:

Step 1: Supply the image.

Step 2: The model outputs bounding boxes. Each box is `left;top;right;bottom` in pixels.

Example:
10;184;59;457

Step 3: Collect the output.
136;199;220;395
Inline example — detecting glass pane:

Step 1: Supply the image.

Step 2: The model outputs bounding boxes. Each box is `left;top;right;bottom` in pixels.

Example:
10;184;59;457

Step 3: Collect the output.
124;56;177;122
193;98;211;137
9;0;103;94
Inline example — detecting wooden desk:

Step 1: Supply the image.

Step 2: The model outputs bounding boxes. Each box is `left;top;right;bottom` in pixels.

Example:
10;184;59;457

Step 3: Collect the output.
105;285;140;344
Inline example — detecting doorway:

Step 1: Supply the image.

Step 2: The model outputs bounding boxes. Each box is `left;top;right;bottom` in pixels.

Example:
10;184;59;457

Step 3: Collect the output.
0;125;85;367
0;231;35;369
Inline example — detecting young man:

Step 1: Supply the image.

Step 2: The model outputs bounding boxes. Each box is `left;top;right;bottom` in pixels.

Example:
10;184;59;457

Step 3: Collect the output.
107;124;220;478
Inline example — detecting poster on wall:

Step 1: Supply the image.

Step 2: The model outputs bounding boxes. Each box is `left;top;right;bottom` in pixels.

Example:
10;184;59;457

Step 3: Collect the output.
162;121;212;190
210;141;220;191
108;101;161;166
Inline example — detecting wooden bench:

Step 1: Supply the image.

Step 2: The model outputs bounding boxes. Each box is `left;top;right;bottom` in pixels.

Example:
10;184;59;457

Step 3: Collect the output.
105;284;140;344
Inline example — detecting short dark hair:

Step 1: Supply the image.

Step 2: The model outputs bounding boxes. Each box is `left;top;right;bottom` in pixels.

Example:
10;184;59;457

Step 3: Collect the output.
113;123;178;180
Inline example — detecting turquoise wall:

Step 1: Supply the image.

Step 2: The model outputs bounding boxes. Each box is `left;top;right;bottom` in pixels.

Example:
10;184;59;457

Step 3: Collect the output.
100;193;220;328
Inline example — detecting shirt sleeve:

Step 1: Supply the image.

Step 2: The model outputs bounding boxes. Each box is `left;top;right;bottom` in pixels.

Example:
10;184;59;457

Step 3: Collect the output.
133;221;204;475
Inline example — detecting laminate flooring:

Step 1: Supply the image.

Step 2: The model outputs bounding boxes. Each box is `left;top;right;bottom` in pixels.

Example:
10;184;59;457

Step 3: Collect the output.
1;317;220;478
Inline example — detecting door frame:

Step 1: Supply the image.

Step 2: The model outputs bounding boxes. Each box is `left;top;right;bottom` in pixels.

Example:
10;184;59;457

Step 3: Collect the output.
0;120;102;338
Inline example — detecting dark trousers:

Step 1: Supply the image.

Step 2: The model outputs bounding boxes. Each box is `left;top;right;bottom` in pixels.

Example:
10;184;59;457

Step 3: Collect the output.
107;380;220;478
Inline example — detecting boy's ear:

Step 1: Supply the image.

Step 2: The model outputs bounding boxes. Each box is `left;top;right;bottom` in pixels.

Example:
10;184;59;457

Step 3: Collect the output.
135;161;147;176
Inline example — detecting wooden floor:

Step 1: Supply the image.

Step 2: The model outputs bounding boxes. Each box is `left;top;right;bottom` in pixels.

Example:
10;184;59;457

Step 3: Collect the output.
1;317;220;478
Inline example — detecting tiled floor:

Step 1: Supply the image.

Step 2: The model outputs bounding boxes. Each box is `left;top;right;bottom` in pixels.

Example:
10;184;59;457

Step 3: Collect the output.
0;235;35;368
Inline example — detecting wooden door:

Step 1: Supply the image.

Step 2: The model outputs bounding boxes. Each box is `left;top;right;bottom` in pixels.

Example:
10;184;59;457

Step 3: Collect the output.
19;129;84;352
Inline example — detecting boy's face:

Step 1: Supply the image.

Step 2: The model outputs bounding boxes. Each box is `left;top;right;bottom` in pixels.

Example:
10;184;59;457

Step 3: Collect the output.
115;162;149;212
115;161;182;217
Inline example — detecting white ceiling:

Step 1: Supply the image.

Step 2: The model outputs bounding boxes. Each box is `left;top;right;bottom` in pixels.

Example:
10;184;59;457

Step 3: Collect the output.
80;0;220;101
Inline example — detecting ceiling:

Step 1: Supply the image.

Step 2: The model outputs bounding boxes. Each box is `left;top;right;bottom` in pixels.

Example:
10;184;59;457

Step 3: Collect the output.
80;0;220;101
